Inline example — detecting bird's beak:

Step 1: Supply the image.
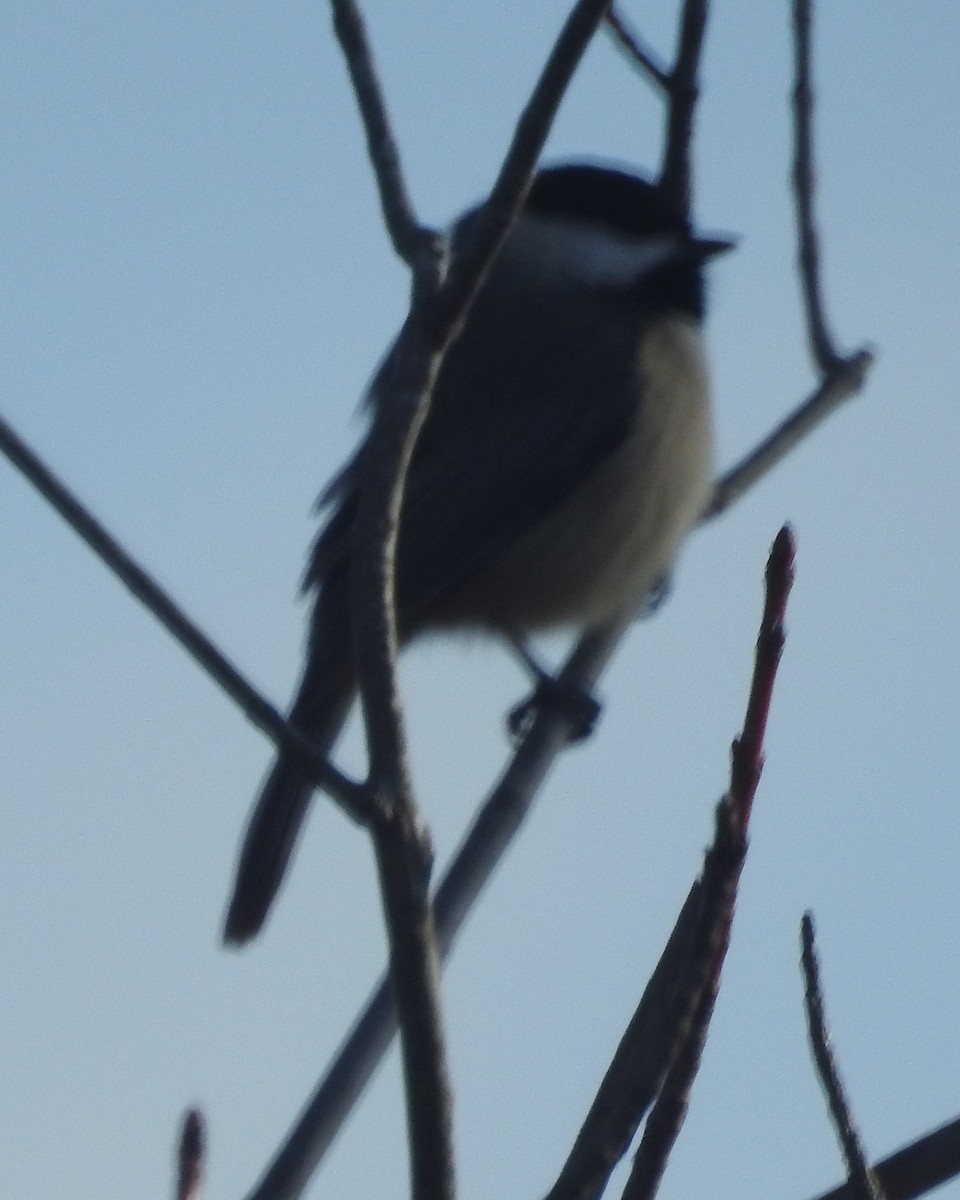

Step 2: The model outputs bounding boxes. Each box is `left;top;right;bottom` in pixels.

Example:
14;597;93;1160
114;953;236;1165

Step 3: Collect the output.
690;235;738;261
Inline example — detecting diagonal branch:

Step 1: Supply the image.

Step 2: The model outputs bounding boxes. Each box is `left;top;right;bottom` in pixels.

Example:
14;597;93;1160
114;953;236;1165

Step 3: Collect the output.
808;1116;960;1200
543;882;707;1200
0;412;368;824
619;527;793;1200
543;529;794;1200
704;351;874;520
436;0;617;338
605;7;672;92
620;802;741;1200
801;914;887;1200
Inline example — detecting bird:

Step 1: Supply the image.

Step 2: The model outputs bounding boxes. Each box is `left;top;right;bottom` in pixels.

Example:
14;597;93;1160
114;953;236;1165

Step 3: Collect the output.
223;161;733;945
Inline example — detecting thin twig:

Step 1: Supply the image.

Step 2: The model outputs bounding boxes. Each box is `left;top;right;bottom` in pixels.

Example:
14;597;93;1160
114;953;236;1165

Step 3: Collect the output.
351;345;443;795
605;7;671;90
369;813;451;1199
546;531;792;1200
329;0;434;267
0;412;368;824
543;882;707;1200
658;0;709;212
621;802;742;1200
436;0;616;338
174;1109;204;1200
801;914;887;1200
808;1115;960;1200
730;524;794;832
348;333;454;1200
546;531;793;1200
347;322;453;1200
703;349;874;520
621;527;794;1200
791;0;841;371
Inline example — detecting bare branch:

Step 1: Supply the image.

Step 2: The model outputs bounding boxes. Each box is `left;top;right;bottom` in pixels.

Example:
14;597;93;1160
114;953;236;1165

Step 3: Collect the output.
542;530;793;1200
802;914;887;1200
621;527;793;1200
350;348;442;792
544;883;707;1200
369;811;452;1200
621;801;742;1200
731;524;794;832
605;7;671;90
346;326;453;1200
437;0;617;337
329;0;434;267
708;0;878;526
174;1109;204;1200
659;0;709;212
0;412;368;824
808;1116;960;1200
791;0;842;371
703;349;874;521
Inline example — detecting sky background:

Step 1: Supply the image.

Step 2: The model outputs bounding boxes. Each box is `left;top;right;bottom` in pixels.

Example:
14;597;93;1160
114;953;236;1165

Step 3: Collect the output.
2;2;959;1198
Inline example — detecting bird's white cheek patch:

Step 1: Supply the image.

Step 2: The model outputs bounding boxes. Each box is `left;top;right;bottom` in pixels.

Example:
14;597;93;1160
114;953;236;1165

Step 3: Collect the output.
544;221;681;288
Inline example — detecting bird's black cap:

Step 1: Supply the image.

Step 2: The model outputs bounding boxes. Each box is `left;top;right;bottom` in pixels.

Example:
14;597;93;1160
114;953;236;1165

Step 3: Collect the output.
527;163;691;241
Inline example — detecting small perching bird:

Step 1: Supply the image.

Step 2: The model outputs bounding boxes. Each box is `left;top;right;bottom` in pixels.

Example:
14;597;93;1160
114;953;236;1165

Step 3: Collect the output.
223;162;733;945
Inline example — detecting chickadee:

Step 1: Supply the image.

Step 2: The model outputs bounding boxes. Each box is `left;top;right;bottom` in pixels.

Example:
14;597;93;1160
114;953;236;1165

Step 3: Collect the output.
224;162;733;944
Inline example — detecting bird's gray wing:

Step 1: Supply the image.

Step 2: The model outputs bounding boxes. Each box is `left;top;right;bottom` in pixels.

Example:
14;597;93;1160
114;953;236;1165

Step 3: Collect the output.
308;275;642;631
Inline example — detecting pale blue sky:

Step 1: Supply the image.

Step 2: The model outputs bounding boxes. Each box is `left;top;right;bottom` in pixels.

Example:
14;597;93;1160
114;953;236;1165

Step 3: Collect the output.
2;3;959;1199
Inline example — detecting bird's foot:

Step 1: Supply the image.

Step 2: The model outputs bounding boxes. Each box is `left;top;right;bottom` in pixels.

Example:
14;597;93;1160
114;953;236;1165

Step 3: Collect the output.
504;638;602;743
507;675;602;743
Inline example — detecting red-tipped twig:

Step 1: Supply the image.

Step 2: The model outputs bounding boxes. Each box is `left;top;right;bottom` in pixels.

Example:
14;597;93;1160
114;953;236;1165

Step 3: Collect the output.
622;527;794;1200
544;529;794;1200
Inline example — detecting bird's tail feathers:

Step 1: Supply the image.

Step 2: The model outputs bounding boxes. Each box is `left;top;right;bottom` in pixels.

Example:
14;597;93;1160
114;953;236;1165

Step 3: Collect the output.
223;646;354;945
